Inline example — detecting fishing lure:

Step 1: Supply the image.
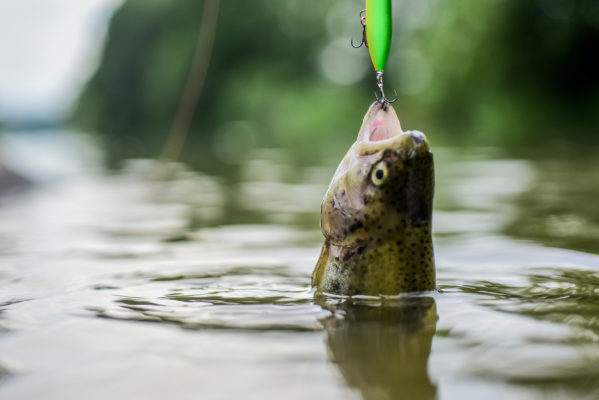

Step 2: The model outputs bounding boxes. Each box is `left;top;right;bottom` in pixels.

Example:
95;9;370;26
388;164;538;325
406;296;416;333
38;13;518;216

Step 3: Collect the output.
352;0;397;104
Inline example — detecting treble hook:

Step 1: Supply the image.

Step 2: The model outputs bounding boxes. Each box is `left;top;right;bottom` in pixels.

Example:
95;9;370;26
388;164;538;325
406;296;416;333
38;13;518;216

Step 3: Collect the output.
351;9;368;49
374;71;398;104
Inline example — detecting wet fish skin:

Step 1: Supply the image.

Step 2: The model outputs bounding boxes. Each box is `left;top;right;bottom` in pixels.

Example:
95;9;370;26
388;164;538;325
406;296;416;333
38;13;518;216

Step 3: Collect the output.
312;102;435;296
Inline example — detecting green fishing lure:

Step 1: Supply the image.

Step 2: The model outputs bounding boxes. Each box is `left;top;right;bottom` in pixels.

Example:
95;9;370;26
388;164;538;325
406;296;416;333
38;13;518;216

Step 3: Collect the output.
352;0;396;103
366;0;392;73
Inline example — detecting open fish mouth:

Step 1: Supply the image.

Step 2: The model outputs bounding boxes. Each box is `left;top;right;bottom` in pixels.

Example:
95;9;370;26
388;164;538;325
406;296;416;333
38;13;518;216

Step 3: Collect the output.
355;102;429;158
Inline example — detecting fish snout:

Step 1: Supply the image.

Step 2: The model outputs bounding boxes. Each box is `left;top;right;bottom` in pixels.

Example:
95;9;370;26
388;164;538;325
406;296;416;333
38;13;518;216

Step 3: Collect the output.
393;130;429;159
408;130;426;145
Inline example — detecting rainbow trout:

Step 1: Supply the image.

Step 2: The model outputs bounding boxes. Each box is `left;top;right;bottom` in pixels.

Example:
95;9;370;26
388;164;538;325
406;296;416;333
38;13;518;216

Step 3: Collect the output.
312;102;435;296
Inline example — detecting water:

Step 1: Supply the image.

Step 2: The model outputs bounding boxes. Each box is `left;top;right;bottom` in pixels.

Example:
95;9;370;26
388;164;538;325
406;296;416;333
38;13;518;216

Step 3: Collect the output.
1;131;599;400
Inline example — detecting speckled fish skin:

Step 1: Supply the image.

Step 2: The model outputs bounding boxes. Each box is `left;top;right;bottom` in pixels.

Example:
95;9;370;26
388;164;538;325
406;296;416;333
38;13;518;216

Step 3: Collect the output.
312;102;435;296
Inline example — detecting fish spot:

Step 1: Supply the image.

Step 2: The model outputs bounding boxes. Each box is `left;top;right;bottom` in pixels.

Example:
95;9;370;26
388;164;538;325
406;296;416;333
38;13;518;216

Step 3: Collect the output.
349;221;364;233
329;280;341;293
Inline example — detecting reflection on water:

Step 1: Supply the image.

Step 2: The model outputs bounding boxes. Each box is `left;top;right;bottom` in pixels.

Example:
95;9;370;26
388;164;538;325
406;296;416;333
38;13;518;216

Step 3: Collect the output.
441;268;599;398
93;262;325;331
458;268;599;333
319;296;438;400
1;131;599;399
503;152;599;254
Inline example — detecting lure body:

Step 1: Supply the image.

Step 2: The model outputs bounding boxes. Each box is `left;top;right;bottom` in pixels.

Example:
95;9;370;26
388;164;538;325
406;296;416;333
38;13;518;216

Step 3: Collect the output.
365;0;392;72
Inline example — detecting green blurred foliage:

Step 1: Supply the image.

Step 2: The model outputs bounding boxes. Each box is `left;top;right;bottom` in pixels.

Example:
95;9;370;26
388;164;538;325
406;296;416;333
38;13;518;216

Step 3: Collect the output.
401;0;599;145
74;0;599;169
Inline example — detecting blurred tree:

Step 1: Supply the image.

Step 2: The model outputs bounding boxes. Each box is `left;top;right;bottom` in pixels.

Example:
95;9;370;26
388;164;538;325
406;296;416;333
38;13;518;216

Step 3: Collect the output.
398;0;599;144
75;0;363;170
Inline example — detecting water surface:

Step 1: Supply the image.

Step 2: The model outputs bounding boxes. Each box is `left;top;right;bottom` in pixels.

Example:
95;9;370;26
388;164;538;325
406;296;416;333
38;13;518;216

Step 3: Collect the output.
1;131;599;399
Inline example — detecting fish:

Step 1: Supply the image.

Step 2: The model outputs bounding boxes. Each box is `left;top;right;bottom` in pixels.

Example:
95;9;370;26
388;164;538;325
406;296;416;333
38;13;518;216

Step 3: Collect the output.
312;101;435;296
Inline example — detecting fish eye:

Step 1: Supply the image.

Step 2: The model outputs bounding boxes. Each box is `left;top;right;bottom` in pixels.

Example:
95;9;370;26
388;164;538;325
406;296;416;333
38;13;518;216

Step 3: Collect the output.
371;161;388;186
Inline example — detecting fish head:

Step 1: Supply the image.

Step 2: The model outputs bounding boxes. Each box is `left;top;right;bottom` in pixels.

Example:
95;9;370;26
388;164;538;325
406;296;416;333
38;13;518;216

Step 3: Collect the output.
321;101;434;248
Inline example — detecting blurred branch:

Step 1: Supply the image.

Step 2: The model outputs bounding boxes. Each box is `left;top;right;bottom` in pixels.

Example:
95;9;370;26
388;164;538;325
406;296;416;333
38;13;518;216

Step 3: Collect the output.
160;0;220;161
